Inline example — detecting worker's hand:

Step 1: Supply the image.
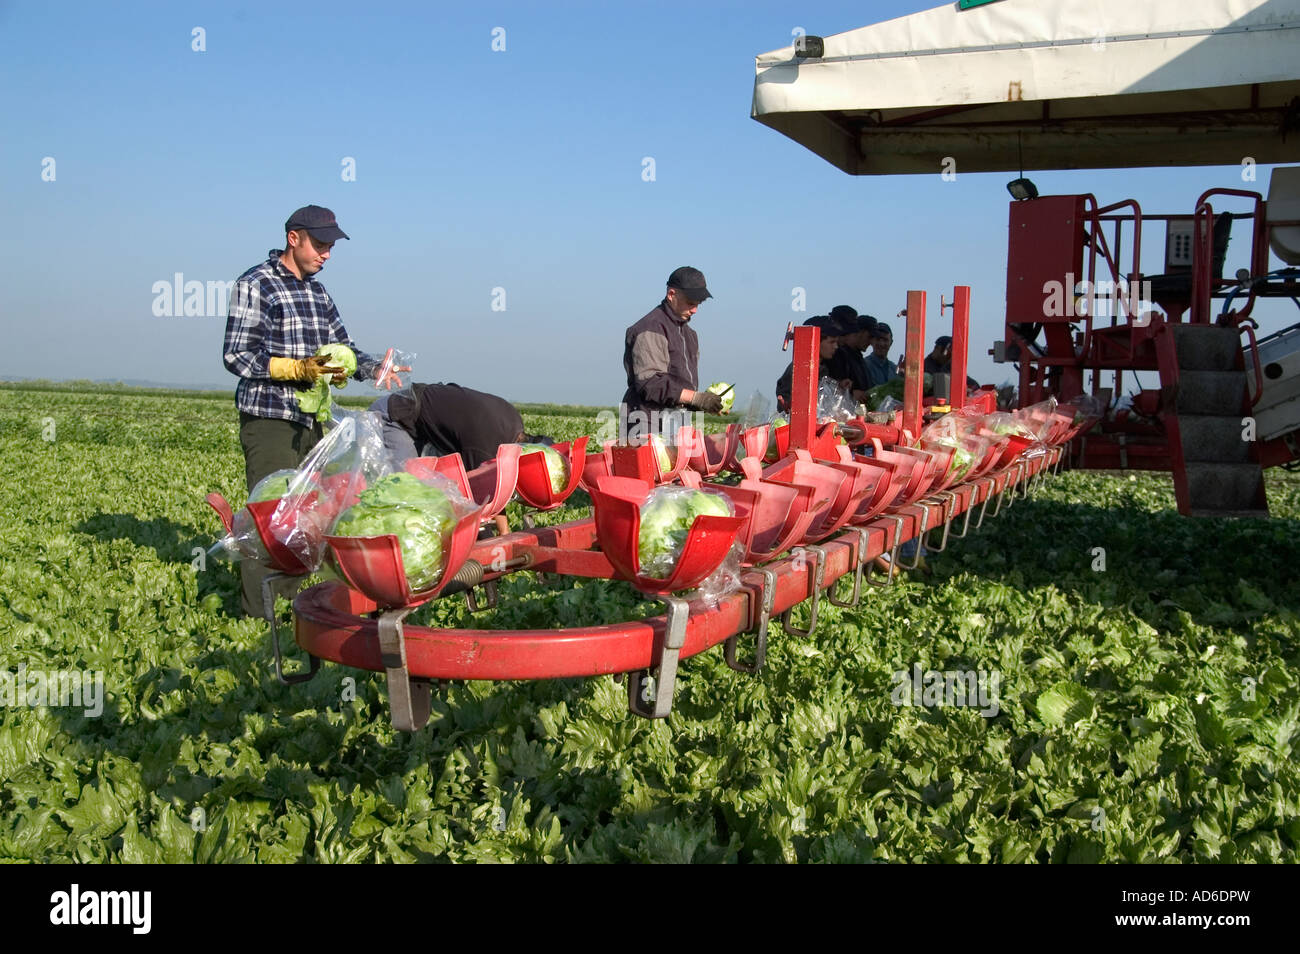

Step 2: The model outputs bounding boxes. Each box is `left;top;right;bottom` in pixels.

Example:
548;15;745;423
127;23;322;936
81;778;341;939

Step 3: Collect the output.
268;355;345;383
689;390;724;415
375;363;412;391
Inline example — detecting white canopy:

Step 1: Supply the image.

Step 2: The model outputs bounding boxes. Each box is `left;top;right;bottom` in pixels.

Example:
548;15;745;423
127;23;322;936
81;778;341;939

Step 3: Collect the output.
751;0;1300;174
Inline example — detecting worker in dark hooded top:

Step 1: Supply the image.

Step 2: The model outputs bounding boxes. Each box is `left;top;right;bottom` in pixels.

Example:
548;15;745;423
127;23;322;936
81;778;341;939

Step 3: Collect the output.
371;383;549;470
775;314;852;412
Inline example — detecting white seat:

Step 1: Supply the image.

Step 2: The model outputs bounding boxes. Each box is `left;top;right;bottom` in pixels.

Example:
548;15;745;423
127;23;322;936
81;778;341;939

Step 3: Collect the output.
1267;166;1300;266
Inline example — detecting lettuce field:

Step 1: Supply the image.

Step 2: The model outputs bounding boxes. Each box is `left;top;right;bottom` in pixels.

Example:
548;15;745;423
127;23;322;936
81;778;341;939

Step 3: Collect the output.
1;383;1298;863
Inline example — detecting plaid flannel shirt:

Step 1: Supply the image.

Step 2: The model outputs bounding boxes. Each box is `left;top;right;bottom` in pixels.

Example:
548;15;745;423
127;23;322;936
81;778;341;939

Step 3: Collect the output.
223;250;379;426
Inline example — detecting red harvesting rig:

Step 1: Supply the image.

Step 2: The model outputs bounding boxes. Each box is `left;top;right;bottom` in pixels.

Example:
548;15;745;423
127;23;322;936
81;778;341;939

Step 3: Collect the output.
751;0;1300;516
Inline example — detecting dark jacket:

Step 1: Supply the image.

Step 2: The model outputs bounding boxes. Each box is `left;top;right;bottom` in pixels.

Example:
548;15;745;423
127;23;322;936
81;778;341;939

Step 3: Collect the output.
775;359;839;412
384;383;523;470
622;301;699;412
827;345;871;392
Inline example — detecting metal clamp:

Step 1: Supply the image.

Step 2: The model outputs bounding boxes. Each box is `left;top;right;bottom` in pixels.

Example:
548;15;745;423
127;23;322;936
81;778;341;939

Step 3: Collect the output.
828;528;869;608
464;578;499;613
725;568;775;675
262;573;319;685
866;516;905;587
627;595;690;719
781;545;826;637
377;606;432;732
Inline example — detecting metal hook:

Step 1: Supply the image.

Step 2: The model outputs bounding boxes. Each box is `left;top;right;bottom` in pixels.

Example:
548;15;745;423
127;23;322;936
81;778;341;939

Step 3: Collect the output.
828;528;869;608
627;595;691;719
866;516;905;587
725;568;775;675
263;573;318;685
781;545;826;637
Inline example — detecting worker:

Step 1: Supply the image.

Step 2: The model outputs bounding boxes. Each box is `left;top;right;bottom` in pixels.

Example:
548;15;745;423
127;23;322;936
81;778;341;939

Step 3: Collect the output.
865;322;900;387
223;204;405;618
825;307;878;401
370;383;548;470
621;266;723;442
923;336;954;375
775;314;851;411
924;335;980;393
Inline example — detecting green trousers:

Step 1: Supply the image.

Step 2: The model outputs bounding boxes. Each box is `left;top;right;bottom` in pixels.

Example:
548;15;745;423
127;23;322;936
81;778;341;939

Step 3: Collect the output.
238;412;322;618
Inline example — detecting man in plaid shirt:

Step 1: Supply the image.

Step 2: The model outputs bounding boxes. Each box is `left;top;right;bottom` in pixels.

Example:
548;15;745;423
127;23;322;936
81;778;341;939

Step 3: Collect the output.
223;204;397;618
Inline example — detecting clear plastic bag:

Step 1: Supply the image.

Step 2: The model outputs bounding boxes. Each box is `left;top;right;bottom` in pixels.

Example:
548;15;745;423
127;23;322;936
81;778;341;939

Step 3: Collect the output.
1011;397;1059;441
637;485;735;580
696;541;744;608
921;415;989;482
817;377;856;423
328;469;477;594
738;391;773;431
372;348;416;391
1059;393;1106;432
211;411;392;571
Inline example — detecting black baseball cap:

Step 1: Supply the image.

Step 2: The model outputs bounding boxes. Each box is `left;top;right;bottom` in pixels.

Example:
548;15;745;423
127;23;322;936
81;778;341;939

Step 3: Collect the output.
874;322;893;338
935;335;953;349
667;266;711;303
803;314;846;336
829;305;858;324
285;205;350;242
852;315;878;334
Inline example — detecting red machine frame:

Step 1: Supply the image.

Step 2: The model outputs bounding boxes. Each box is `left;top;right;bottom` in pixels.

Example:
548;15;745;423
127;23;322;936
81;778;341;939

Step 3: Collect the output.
203;289;1079;730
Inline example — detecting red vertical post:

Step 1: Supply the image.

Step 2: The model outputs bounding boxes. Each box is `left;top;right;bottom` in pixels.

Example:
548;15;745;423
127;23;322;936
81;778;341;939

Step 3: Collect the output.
789;325;818;452
902;290;926;441
950;285;971;410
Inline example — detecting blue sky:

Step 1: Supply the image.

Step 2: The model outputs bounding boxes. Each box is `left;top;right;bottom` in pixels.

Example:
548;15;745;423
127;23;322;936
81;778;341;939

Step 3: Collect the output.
1;0;1293;406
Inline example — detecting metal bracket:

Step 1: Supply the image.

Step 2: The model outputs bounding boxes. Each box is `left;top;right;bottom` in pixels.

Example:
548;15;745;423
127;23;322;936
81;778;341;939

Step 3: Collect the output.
866;515;905;587
946;485;978;539
899;504;930;570
969;477;996;530
781;545;826;637
828;528;869;608
378;606;432;732
464;578;499;613
725;568;775;675
262;574;318;685
921;493;956;552
1017;459;1034;500
627;595;690;719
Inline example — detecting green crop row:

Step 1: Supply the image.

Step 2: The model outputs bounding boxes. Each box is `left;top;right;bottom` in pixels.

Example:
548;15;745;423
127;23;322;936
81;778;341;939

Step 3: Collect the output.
0;386;1296;862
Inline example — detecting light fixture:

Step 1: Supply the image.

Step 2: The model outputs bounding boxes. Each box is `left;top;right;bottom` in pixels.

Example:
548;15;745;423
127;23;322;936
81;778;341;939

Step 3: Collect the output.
1006;133;1037;200
1007;178;1038;200
794;35;824;58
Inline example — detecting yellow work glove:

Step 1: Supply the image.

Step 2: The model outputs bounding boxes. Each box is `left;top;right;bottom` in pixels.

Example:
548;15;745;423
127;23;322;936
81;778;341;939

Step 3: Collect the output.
268;355;344;383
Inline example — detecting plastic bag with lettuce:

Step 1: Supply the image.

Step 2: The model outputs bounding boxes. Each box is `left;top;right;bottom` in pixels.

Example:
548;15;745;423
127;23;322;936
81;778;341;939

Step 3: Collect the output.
637;486;735;579
328;470;475;594
212;411;387;570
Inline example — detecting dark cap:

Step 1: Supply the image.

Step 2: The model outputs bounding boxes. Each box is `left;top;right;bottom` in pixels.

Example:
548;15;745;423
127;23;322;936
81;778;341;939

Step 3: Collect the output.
667;266;711;303
803;314;845;337
852;315;878;334
829;305;858;324
285;205;349;242
874;322;893;338
935;335;953;349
